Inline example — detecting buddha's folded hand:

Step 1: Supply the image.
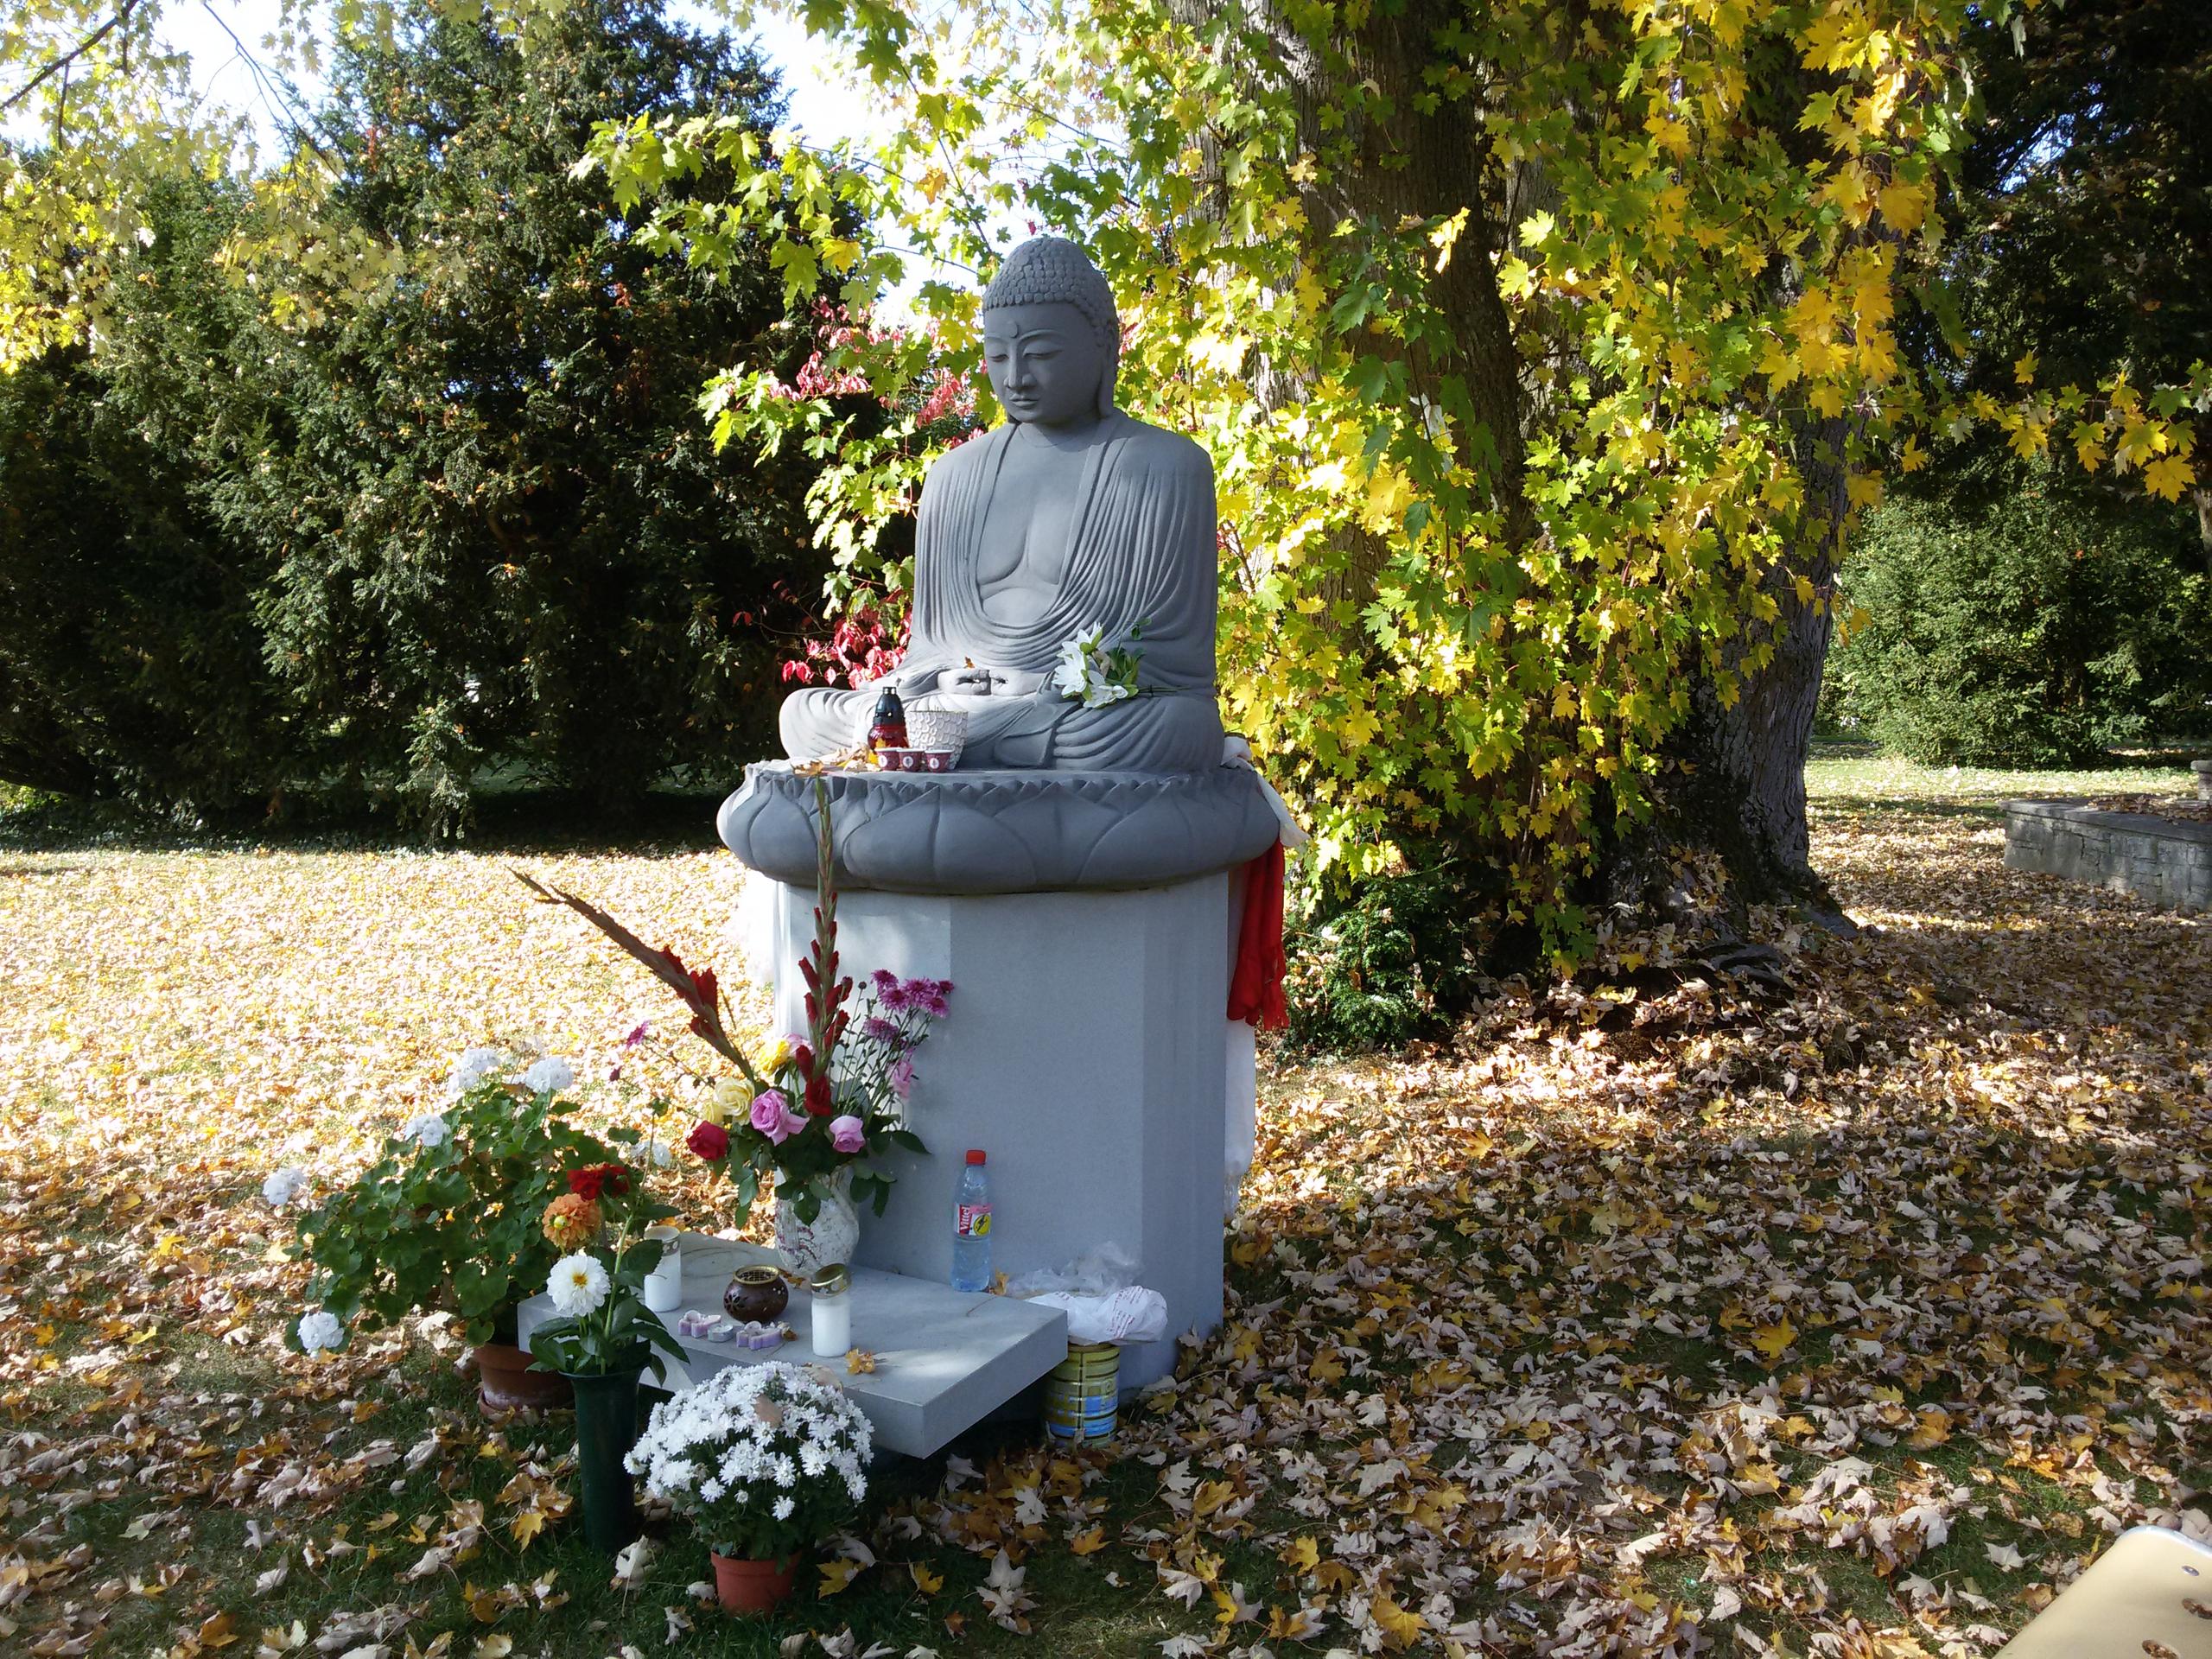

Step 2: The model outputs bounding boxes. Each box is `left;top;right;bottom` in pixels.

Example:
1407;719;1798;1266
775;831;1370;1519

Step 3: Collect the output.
904;665;1047;698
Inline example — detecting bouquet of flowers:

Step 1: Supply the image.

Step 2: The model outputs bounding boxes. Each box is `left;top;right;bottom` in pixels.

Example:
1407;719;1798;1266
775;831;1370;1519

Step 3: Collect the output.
526;1168;684;1379
517;779;950;1231
686;963;949;1224
625;1363;871;1563
1052;622;1145;707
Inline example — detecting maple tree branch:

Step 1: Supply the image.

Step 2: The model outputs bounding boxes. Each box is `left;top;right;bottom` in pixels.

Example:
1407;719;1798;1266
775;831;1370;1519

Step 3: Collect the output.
2;0;140;118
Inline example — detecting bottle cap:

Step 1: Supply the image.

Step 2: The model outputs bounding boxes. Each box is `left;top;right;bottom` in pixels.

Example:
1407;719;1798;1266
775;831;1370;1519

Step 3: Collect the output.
810;1263;850;1296
965;1148;987;1165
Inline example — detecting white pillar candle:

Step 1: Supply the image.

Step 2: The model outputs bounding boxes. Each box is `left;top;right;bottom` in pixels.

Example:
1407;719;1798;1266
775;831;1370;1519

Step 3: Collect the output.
809;1265;851;1357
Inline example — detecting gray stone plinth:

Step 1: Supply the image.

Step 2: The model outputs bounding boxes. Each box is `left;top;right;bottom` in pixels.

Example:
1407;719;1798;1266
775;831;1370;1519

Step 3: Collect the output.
2003;800;2211;912
2194;759;2211;804
515;1235;1066;1458
753;876;1232;1391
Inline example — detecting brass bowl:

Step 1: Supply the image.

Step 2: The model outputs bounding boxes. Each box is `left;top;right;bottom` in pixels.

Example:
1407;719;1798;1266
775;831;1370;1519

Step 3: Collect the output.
723;1264;788;1324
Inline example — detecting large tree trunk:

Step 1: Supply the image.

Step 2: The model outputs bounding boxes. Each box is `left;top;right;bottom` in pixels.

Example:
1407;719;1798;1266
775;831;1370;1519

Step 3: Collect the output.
1659;426;1850;922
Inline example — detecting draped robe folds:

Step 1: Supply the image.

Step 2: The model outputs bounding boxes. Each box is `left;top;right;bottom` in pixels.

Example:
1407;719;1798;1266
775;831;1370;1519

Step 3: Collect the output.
779;415;1226;774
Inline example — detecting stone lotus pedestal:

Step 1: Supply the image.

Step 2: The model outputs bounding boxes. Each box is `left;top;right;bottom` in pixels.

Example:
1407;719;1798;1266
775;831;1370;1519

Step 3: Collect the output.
723;761;1276;1393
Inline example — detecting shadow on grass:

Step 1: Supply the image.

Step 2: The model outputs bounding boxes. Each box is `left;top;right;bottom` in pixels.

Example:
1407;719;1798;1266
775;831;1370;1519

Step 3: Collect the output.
0;788;739;861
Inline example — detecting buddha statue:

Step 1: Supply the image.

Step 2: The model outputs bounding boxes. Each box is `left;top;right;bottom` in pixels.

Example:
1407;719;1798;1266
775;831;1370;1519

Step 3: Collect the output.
777;236;1225;774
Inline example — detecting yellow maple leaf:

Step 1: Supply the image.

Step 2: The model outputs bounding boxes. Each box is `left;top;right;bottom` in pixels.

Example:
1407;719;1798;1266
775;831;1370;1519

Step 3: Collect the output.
2014;350;2038;385
1282;1536;1319;1573
2144;453;2196;501
1908;1407;1953;1449
1372;1592;1426;1651
1338;705;1380;748
1069;1528;1107;1555
910;1561;944;1595
1876;176;1929;232
509;1510;545;1549
1751;1319;1797;1363
817;1556;864;1597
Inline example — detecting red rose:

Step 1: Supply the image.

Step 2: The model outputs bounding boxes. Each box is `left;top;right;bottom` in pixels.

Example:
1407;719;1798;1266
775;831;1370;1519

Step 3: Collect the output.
687;1121;730;1160
804;1072;835;1116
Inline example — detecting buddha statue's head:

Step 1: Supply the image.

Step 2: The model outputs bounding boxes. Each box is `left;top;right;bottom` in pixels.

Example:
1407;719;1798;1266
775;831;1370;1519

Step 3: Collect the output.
980;236;1120;427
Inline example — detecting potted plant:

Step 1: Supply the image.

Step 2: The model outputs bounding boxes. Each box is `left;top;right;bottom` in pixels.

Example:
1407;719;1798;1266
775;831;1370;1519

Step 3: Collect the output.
518;780;950;1278
624;1362;872;1613
525;1187;686;1554
283;1049;632;1412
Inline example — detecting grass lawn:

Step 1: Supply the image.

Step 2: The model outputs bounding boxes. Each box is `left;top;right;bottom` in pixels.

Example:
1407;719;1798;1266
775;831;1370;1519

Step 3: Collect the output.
2;752;2206;1657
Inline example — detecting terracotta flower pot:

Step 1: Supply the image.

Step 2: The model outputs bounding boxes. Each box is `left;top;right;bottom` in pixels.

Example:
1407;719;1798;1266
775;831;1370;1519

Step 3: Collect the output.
474;1342;572;1413
710;1550;798;1614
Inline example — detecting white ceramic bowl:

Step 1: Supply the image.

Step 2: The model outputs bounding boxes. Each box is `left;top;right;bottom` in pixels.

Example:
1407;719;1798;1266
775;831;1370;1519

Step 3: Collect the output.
904;709;969;766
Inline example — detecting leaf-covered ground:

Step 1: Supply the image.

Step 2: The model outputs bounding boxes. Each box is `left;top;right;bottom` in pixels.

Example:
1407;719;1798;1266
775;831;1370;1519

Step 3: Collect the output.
2;759;2206;1658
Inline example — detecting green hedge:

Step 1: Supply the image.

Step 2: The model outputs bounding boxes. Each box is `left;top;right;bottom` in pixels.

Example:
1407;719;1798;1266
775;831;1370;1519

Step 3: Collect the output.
1825;454;2211;766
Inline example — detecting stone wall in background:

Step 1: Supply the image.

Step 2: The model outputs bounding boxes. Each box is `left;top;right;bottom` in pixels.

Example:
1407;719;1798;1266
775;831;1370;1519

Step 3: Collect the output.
2004;800;2211;912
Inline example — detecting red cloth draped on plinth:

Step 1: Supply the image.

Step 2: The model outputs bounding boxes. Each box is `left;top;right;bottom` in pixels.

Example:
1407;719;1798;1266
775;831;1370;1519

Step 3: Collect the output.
1227;839;1287;1031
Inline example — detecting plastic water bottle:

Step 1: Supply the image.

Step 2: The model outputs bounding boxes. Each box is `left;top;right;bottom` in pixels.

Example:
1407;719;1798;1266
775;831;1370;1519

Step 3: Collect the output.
950;1149;993;1292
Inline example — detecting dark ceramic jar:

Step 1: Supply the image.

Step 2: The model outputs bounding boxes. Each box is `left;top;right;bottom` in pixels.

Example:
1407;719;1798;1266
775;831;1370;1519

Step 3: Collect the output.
723;1265;789;1324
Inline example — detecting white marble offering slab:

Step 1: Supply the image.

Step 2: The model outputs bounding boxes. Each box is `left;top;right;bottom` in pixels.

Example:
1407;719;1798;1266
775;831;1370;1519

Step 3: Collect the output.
514;1234;1068;1458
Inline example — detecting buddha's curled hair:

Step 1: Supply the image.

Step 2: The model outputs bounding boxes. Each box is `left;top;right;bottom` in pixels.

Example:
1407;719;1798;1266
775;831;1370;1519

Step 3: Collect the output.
982;236;1121;351
982;236;1122;416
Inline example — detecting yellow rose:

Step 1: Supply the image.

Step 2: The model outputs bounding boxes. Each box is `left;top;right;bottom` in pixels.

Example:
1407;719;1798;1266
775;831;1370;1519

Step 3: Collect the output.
763;1037;793;1074
702;1076;746;1128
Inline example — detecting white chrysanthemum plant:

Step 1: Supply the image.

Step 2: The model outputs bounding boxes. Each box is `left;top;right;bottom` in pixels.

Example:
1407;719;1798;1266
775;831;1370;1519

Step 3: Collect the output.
626;1363;872;1567
1052;622;1146;709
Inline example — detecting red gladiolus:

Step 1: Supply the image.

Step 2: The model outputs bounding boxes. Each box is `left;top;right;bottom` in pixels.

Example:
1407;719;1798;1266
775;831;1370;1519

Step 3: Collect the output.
804;1072;835;1116
792;1042;815;1079
687;1121;730;1160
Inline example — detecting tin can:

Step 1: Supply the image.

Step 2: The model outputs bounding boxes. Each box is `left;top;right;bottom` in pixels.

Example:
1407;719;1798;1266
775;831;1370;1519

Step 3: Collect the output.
1043;1342;1119;1441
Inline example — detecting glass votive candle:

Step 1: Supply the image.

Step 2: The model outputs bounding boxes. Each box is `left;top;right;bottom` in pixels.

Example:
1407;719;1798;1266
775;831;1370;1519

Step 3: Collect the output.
809;1264;851;1357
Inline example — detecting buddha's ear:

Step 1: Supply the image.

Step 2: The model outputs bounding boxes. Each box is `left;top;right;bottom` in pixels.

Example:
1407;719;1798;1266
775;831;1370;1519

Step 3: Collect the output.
1096;348;1119;417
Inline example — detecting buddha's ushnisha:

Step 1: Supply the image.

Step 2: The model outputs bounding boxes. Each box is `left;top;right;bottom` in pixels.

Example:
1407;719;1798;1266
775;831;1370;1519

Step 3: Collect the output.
777;236;1225;773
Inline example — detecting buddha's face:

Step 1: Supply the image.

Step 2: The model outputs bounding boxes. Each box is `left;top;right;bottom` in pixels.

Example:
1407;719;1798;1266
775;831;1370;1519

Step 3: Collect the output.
981;302;1109;429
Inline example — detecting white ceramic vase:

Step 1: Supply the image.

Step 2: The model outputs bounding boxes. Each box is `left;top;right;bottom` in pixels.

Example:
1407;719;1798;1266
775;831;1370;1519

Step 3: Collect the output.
774;1166;860;1281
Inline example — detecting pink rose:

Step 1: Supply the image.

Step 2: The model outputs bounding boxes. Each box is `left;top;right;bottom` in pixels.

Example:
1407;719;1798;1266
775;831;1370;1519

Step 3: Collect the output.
749;1089;804;1145
890;1056;914;1100
829;1115;866;1154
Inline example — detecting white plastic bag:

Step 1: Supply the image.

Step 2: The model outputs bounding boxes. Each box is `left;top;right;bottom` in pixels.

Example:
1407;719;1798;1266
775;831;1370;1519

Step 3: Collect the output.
1025;1286;1169;1346
1005;1244;1166;1344
1003;1242;1140;1300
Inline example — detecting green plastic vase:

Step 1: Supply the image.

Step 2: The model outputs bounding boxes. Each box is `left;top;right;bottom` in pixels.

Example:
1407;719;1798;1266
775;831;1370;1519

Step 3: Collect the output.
566;1368;644;1554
